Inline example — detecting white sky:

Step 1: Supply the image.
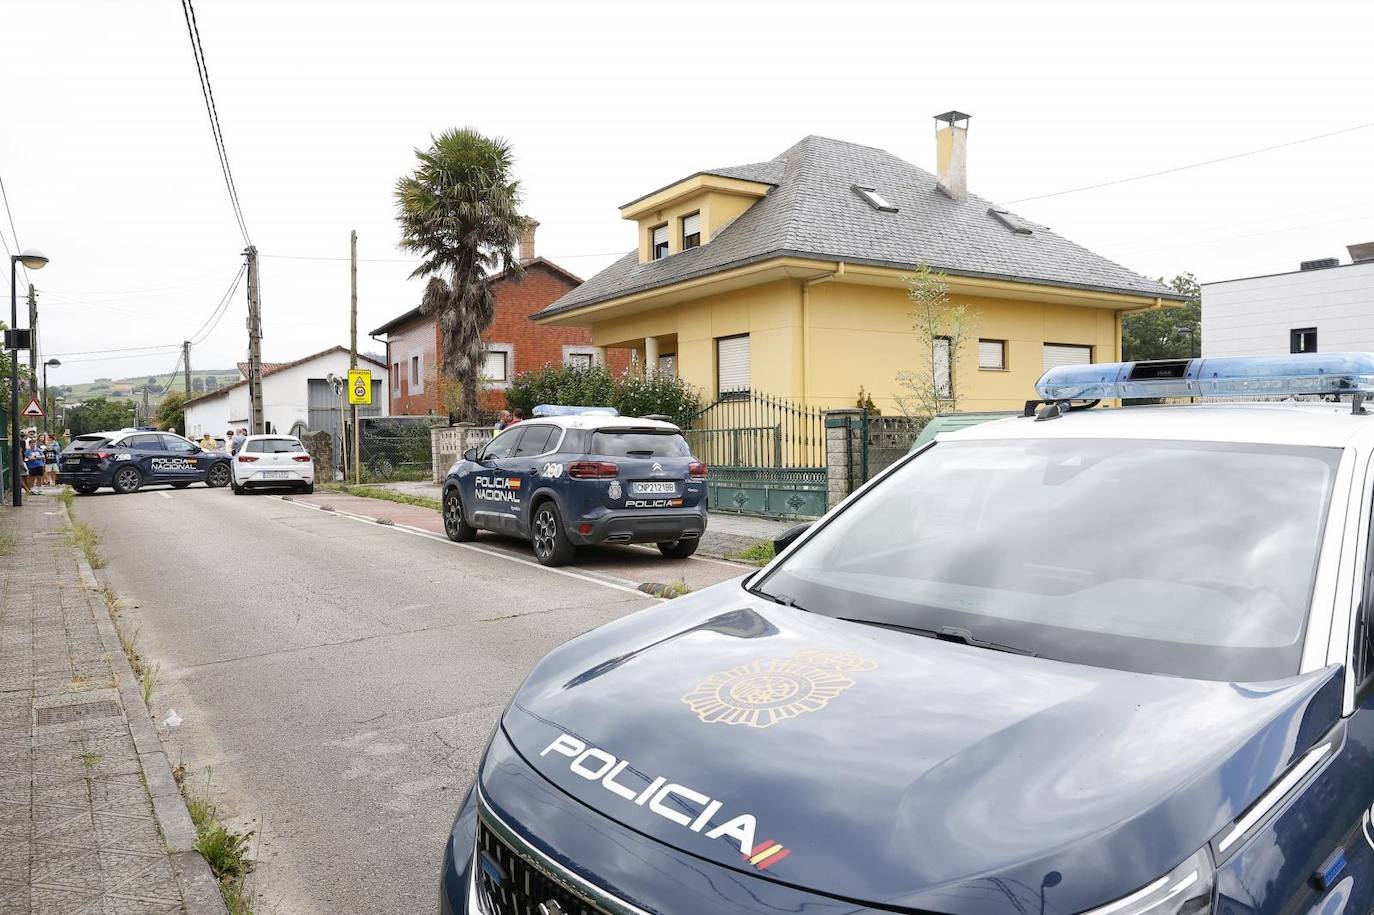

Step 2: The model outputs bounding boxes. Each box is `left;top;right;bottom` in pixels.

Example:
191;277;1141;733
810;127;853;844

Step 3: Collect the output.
4;0;1372;388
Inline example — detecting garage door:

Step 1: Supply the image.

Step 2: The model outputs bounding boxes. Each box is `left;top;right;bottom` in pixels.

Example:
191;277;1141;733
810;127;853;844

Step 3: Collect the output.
1043;344;1093;371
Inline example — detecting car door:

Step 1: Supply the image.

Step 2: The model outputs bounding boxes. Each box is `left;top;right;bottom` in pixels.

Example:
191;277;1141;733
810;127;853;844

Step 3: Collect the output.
467;426;526;532
122;434;165;482
507;424;560;533
156;434;203;481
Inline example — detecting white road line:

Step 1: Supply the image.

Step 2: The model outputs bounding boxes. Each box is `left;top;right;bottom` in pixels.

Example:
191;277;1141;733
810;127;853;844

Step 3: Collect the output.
158;492;173;500
270;496;656;599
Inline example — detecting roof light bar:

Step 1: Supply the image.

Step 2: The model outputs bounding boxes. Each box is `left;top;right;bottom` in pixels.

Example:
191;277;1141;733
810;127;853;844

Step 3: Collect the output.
531;404;619;417
1035;352;1374;402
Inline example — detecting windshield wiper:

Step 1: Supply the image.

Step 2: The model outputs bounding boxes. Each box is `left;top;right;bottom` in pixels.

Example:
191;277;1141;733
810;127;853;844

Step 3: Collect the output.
839;618;1039;657
749;587;804;611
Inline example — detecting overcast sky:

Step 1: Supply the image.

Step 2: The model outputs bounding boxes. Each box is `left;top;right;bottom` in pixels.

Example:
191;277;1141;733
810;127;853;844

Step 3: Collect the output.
4;0;1372;388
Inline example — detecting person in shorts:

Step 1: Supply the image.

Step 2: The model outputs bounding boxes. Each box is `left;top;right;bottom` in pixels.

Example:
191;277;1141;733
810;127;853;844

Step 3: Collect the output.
23;435;46;495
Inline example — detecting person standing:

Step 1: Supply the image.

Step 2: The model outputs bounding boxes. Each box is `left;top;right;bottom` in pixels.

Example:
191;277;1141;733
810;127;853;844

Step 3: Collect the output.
200;432;217;451
42;433;60;486
231;428;247;454
23;436;46;495
493;410;513;431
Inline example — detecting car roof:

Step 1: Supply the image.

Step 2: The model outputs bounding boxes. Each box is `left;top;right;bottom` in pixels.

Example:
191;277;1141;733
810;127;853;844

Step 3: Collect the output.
944;401;1374;449
242;433;300;440
521;415;682;432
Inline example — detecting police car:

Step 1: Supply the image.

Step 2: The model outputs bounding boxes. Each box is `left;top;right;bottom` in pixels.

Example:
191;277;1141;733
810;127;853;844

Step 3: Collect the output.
59;429;233;494
441;352;1374;915
441;406;707;566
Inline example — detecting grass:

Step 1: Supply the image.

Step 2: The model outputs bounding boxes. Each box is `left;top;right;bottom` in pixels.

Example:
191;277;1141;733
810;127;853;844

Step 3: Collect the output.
75;749;102;769
64;519;106;569
728;539;776;567
0;529;14;557
184;773;257;914
638;578;691;599
53;485;73;508
319;482;441;512
139;663;159;707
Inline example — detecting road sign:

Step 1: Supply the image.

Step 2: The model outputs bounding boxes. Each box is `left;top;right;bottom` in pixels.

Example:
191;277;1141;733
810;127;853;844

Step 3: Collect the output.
347;368;372;406
21;397;44;418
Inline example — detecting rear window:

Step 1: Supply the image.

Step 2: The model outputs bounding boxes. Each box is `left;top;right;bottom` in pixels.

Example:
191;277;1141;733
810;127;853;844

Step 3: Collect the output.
591;431;691;458
68;436;109;451
245;438;305;454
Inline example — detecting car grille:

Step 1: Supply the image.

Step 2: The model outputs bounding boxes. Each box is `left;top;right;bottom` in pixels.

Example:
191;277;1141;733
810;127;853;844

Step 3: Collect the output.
474;819;611;915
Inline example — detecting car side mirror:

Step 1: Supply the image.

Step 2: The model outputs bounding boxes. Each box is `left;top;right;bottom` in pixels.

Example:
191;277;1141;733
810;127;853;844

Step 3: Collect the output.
463;447;479;462
774;522;813;556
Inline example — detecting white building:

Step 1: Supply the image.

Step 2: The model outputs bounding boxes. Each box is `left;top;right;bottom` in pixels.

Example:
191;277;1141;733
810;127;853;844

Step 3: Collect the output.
1203;242;1374;357
182;346;388;444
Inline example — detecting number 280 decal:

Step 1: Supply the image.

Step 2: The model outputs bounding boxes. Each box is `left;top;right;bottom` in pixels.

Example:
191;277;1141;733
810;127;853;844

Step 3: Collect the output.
541;462;564;479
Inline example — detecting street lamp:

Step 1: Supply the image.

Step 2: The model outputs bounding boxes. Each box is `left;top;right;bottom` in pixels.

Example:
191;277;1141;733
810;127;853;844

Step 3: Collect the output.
42;358;61;433
10;248;49;507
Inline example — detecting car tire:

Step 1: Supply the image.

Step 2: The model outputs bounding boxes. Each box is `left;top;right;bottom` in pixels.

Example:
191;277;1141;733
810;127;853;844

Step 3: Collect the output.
205;463;231;488
73;483;98;495
231;481;245;495
111;466;143;495
531;500;575;566
442;489;477;542
300;482;315;495
172;482;192;489
658;539;700;559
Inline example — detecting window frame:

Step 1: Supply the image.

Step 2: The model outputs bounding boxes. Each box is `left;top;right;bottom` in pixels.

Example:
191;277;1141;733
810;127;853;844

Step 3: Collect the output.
715;333;751;400
484;349;510;383
1291;327;1318;354
481;426;524;461
681;211;701;250
933;336;953;399
512;424;564;458
1042;342;1095;372
650;223;670;260
977;338;1008;372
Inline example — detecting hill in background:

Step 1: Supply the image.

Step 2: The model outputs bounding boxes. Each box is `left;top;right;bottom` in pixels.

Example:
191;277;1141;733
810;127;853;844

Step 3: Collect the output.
60;369;241;404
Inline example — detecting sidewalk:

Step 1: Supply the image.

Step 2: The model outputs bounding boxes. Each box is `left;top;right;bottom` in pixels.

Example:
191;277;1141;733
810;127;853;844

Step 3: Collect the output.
0;496;224;914
373;480;795;557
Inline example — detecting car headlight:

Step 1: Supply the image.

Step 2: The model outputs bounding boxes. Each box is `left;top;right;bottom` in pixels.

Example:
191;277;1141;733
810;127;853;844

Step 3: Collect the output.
1085;848;1214;915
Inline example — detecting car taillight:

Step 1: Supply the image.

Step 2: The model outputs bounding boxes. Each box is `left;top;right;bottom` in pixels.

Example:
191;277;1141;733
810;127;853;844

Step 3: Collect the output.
291;455;311;462
237;455;258;463
93;452;111;460
689;461;708;480
568;460;619;479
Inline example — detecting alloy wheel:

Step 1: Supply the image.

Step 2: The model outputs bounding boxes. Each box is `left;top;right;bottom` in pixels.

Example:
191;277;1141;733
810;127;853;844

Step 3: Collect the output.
532;507;557;559
207;464;230;487
444;493;462;536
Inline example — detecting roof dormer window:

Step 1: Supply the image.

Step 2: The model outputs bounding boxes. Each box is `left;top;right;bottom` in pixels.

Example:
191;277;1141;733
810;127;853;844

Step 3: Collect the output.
651;224;669;260
853;185;898;213
682;212;701;250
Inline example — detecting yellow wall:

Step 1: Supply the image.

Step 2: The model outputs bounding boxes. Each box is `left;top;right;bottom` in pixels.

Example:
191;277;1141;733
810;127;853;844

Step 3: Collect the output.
585;277;1121;413
634;190;765;262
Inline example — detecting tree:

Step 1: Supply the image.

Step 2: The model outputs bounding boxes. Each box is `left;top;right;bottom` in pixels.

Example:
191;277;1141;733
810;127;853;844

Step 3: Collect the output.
155;391;187;433
894;265;977;421
1122;273;1201;361
67;397;133;437
395;127;525;422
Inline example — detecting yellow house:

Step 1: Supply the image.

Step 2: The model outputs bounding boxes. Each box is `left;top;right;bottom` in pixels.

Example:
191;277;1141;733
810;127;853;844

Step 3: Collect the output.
535;113;1184;415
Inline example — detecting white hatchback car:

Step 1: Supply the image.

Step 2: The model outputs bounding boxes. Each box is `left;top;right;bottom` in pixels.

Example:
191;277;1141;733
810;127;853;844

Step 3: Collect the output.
230;434;315;495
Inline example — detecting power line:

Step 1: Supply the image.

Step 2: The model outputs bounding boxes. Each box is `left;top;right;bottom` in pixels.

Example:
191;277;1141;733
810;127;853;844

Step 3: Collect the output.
189;264;246;345
1004;121;1374;205
179;0;251;245
259;250;628;263
0;171;30;287
48;343;182;358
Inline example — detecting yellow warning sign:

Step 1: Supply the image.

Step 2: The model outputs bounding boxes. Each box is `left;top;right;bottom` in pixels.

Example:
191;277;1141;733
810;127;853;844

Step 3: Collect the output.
347;368;372;406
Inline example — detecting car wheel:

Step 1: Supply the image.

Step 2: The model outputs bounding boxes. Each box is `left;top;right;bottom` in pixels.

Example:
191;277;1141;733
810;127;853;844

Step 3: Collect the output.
442;489;477;542
231;481;245;495
172;482;192;489
300;482;315;495
112;466;143;495
73;483;98;495
658;539;700;559
531;501;575;566
369;455;395;479
205;463;231;488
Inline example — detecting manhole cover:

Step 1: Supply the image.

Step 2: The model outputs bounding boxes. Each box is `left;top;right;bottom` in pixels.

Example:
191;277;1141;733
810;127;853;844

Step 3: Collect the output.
36;700;121;726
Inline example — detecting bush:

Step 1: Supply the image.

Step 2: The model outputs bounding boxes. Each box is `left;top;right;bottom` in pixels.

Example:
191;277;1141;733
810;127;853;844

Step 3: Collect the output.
506;365;701;427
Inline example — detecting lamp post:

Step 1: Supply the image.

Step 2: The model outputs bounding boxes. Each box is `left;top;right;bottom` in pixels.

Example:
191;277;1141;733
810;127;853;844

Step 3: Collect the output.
42;358;60;433
10;248;48;507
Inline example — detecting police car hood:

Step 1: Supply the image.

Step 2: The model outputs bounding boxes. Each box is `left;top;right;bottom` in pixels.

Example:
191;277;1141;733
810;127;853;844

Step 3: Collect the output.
500;583;1342;915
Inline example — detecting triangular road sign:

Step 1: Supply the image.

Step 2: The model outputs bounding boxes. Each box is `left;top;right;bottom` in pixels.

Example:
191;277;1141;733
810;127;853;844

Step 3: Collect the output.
21;397;44;418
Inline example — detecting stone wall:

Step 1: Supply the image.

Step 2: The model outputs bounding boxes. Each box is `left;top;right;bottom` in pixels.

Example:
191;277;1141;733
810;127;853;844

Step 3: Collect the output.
303;430;335;481
430;425;496;481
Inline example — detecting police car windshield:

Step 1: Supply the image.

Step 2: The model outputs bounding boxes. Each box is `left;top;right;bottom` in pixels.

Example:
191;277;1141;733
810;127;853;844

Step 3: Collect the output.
591;431;690;458
68;435;109;451
757;438;1340;682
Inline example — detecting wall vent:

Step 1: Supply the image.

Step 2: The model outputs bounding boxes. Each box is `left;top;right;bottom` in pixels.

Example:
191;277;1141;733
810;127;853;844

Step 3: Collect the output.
1300;258;1339;271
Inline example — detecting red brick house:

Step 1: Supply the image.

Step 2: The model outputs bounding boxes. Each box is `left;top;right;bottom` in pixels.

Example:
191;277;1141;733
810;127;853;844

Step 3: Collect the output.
370;223;629;416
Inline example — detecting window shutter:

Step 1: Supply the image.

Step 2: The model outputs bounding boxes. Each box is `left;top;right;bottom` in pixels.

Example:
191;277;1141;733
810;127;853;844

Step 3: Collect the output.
978;340;1005;370
717;336;750;394
682;213;700;237
652;225;667;246
1042;344;1093;371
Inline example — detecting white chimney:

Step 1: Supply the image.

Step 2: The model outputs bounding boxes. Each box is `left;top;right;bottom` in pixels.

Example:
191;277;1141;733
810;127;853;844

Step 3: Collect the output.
519;218;540;263
934;111;971;202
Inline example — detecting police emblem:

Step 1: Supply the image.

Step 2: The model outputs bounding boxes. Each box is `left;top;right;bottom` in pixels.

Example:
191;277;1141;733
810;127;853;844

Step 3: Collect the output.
681;649;875;729
608;479;623;500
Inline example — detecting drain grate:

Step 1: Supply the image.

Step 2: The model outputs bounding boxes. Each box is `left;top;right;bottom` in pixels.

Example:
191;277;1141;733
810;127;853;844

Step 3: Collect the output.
36;700;121;726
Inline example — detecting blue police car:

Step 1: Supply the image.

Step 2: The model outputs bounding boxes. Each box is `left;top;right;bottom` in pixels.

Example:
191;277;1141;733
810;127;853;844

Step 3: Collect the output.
441;353;1374;915
441;407;707;566
59;429;233;494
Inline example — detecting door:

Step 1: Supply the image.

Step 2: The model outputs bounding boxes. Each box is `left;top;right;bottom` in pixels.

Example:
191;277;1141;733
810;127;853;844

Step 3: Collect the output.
506;424;560;531
467;426;526;532
157;434;203;481
123;434;167;483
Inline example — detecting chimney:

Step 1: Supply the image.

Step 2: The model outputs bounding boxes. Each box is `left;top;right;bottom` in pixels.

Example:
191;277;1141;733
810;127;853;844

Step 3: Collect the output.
1300;258;1339;271
1348;242;1374;264
934;111;971;202
519;218;540;263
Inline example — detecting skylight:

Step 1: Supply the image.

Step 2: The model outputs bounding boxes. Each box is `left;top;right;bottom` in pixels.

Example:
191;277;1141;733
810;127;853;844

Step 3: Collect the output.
853;185;898;213
988;208;1033;235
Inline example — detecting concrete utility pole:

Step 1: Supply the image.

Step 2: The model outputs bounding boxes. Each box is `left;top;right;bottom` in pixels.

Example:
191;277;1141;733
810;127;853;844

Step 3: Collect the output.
350;229;359;483
182;340;191;398
245;245;264;434
141;384;150;426
27;284;37;393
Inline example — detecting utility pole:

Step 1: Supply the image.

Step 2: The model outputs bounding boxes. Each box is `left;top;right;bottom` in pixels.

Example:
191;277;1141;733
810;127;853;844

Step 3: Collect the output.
245;245;264;434
182;341;192;400
141;384;150;427
27;284;37;393
350;230;359;484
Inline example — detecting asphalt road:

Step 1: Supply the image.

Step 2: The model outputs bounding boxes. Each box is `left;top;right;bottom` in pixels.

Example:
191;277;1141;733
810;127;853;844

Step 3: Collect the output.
73;483;748;914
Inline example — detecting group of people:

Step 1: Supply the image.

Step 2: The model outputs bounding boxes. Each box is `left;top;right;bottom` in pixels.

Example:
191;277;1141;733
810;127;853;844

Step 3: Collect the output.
19;428;63;495
493;409;525;431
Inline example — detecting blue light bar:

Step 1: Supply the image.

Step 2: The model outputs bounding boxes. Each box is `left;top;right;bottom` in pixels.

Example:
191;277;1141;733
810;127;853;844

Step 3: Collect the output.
531;404;619;417
1036;352;1374;401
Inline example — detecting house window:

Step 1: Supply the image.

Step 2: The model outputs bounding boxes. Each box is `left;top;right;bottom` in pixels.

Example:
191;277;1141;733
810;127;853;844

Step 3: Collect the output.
1042;343;1093;371
853;185;898;213
681;212;701;250
410;355;420;386
658;353;677;380
933;337;952;399
651;224;669;260
978;339;1007;371
391;362;400;397
1291;327;1318;354
716;335;750;398
483;349;509;383
566;352;594;369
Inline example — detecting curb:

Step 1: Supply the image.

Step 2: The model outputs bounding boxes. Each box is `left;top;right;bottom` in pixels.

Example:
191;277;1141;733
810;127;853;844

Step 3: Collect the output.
75;549;230;915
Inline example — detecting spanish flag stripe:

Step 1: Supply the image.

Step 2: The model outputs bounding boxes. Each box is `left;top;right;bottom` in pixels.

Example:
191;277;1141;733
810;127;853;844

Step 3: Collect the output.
755;848;790;871
749;843;785;866
743;840;777;861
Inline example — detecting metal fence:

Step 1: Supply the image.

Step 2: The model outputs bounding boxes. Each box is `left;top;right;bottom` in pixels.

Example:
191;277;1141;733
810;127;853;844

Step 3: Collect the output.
844;413;925;493
356;416;441;479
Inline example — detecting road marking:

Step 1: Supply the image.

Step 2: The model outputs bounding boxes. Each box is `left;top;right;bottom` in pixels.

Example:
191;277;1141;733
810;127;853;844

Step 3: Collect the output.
270;496;656;600
158;492;173;500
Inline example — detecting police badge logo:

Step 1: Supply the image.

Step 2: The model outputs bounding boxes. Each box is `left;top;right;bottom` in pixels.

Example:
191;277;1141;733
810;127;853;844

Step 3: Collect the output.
607;479;623;500
681;649;875;729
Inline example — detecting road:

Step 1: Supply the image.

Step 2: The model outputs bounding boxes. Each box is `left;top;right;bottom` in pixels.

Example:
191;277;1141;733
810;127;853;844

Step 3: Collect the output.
73;483;748;914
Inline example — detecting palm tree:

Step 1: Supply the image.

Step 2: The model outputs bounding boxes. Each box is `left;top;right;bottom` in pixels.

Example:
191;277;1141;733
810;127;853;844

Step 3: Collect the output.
395;127;525;421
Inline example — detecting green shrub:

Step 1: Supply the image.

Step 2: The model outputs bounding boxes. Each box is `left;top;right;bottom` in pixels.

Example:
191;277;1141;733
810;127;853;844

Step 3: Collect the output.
506;365;701;427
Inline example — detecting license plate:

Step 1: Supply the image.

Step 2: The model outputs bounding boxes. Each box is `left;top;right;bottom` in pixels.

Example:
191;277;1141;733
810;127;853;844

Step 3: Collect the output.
63;459;79;467
263;471;291;480
633;481;676;494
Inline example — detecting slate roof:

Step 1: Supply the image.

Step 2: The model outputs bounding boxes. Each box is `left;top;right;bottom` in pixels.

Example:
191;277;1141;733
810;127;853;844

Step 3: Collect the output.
369;258;583;337
539;135;1182;318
